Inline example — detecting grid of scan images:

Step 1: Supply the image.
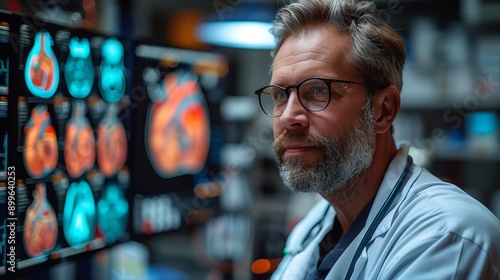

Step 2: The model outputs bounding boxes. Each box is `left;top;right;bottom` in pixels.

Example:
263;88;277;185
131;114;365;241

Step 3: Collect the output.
0;9;227;278
2;12;133;274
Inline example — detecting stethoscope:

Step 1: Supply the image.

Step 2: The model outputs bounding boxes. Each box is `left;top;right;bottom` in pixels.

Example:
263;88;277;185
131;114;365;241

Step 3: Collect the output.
280;156;414;280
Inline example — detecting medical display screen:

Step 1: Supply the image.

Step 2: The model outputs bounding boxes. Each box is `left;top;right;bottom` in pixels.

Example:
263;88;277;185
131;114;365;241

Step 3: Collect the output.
130;44;226;237
1;10;230;279
0;13;11;278
0;18;9;181
0;12;132;277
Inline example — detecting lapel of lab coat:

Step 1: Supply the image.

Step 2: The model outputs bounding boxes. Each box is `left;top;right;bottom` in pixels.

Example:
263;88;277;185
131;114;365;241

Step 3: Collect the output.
326;144;419;280
274;199;334;280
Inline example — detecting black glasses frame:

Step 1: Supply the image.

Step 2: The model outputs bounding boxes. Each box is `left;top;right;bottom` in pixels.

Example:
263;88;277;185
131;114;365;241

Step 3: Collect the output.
254;77;383;117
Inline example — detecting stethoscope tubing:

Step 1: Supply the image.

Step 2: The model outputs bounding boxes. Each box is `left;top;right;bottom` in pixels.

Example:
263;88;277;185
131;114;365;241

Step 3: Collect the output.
344;155;414;279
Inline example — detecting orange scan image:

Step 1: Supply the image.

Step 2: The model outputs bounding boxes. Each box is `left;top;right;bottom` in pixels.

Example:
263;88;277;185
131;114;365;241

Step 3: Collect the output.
64;100;96;178
146;70;210;178
23;183;58;257
97;103;127;178
23;105;59;178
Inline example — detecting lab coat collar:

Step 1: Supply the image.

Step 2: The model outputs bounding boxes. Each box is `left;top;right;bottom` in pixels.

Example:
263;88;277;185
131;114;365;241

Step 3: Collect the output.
368;141;417;239
326;141;419;279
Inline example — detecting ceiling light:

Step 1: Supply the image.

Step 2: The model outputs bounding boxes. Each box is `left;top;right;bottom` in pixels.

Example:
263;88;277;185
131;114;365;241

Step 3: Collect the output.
197;2;276;50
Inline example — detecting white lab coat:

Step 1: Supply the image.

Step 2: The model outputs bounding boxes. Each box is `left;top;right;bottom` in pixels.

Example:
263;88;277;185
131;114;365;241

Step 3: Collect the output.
272;143;500;280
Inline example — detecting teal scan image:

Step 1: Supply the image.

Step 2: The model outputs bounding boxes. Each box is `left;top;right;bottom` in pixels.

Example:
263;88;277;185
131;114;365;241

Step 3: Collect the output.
144;70;211;178
97;183;128;243
24;31;60;98
0;20;8;96
98;38;125;103
63;180;96;248
65;37;95;98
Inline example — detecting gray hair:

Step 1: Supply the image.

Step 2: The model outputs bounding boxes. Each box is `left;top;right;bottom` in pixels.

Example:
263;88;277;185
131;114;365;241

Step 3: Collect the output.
271;0;406;95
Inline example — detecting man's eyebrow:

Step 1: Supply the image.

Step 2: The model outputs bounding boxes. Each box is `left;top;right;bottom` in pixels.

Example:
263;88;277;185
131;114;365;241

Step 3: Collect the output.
269;80;285;86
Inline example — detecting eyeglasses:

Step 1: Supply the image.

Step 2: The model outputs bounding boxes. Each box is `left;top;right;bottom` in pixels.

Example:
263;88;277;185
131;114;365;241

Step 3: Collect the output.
254;77;383;117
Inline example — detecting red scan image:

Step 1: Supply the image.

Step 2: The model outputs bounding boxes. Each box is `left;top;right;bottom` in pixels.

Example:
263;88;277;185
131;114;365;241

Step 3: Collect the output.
23;105;59;178
146;70;210;178
31;47;55;90
23;183;58;257
24;31;60;99
97;103;127;178
64;100;96;178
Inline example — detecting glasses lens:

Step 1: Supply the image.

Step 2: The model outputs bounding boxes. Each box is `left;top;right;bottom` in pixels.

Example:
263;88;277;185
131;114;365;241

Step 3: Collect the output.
298;78;330;111
259;86;287;117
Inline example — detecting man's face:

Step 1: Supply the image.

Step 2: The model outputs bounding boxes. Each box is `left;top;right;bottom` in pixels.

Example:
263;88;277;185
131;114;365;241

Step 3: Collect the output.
271;24;375;195
273;106;375;195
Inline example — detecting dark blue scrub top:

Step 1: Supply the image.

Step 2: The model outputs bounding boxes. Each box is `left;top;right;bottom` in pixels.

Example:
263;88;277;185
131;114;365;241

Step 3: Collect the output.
306;197;375;280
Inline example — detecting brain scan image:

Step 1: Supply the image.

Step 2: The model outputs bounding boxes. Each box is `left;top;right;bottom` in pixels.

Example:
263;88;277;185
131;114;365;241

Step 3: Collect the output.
24;31;60;99
97;183;129;243
23;183;58;257
96;103;127;178
63;180;96;249
98;38;125;103
145;70;210;178
65;37;95;99
23;104;59;178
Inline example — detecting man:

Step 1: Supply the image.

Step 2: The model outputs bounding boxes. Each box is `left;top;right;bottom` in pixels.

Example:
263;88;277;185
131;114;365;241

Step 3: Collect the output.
254;0;500;279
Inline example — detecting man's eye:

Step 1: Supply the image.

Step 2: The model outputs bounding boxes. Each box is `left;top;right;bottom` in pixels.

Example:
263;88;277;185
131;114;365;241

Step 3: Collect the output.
313;87;328;95
274;90;287;100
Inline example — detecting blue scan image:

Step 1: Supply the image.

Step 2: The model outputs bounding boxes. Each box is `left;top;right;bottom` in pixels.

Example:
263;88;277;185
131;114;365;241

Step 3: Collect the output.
98;38;125;103
63;180;96;248
65;37;95;98
97;183;129;243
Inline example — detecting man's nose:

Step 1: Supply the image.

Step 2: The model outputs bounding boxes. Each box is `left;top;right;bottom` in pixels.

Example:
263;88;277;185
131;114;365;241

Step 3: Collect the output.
279;91;308;128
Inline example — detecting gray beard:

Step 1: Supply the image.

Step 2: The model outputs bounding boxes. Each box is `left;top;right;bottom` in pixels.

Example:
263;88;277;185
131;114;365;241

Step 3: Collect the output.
273;106;375;196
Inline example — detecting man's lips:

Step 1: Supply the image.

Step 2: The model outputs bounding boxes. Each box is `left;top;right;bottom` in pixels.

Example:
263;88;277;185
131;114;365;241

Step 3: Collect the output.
273;132;323;159
282;145;317;156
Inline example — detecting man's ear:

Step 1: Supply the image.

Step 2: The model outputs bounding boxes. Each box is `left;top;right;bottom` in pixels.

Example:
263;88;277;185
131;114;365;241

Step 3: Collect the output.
372;85;401;134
